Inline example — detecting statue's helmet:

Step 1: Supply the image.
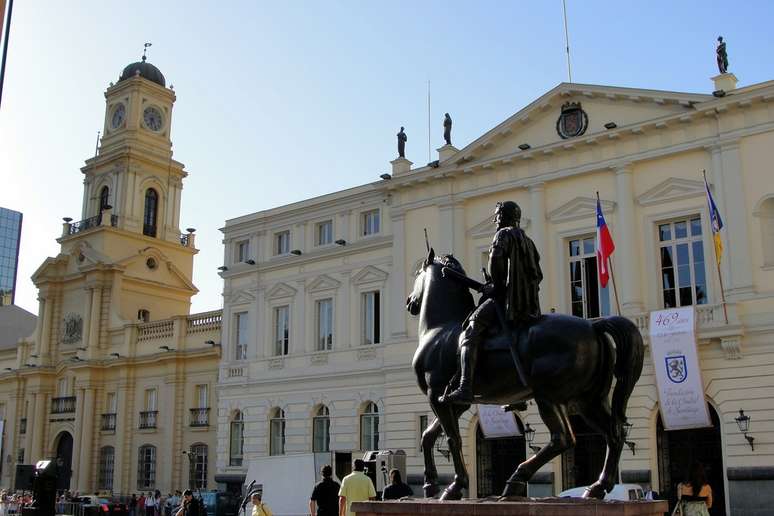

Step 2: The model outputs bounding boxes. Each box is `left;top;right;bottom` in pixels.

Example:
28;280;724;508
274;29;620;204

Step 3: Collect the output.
495;201;521;225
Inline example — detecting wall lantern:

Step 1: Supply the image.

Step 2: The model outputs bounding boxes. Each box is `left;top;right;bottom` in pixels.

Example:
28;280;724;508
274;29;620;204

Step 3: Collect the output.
524;422;541;453
622;421;636;455
735;409;755;451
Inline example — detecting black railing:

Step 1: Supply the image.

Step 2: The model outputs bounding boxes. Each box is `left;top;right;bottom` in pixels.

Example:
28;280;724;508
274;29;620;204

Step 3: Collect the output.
51;396;76;414
139;410;158;429
19;418;26;435
189;408;210;427
101;413;117;431
143;224;157;237
180;233;190;246
68;214;118;235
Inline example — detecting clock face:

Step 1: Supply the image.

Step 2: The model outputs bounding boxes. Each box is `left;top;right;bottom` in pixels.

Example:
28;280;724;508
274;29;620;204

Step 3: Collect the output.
110;103;126;130
143;106;164;132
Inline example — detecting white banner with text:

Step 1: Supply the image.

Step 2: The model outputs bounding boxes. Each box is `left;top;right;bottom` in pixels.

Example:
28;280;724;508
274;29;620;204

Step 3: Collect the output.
478;404;522;439
649;306;710;430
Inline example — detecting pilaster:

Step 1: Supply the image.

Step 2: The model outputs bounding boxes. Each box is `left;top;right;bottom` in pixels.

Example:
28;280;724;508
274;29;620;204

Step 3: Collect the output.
438;200;465;261
528;183;547;310
294;280;307;354
77;387;96;491
614;165;644;315
389;212;408;340
29;391;47;462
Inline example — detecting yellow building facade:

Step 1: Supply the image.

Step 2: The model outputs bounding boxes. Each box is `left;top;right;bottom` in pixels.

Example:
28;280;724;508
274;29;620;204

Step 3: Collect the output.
0;57;221;496
218;73;773;515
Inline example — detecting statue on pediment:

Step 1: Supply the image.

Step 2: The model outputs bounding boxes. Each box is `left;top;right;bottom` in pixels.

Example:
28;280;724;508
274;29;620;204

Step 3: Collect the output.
397;127;407;158
443;113;452;146
716;36;729;74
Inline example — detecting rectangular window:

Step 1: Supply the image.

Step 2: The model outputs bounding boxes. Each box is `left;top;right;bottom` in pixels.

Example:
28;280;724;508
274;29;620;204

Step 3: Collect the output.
568;236;611;319
361;291;380;345
360;413;379;451
98;447;115;491
106;392;117;414
316;220;333;246
270;415;286;456
235;312;248;360
313;414;330;453
274;305;290;356
229;418;244;467
362;210;380;236
144;388;157;411
236;240;250;263
275;231;290;255
316;298;333;351
17;449;24;464
137;446;156;489
658;217;707;308
195;384;208;408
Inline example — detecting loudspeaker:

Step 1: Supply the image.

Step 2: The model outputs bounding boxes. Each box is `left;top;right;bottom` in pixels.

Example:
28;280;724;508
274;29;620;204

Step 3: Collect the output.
14;464;34;490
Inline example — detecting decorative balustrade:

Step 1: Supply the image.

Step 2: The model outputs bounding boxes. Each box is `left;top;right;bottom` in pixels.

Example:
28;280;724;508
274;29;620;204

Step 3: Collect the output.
137;320;174;341
101;413;117;431
67;214;118;235
187;311;222;334
51;396;76;414
139;410;158;429
630;303;726;336
189;408;210;427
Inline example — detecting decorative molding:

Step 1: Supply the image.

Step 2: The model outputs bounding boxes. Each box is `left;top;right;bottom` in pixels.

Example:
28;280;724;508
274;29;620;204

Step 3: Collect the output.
307;274;341;293
636;177;707;206
266;282;297;300
357;347;377;361
548;196;615;223
310;353;329;365
351;265;388;286
720;335;742;360
468;215;531;239
267;357;285;370
227;289;256;305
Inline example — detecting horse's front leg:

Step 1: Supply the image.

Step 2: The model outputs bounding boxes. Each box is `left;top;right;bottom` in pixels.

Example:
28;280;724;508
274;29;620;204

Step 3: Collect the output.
432;400;471;501
420;416;444;497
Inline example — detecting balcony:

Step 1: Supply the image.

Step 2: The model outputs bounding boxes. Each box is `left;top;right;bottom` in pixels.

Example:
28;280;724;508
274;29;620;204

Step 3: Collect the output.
51;396;76;414
139;410;158;429
190;408;210;427
19;418;26;435
67;214;118;235
101;413;117;431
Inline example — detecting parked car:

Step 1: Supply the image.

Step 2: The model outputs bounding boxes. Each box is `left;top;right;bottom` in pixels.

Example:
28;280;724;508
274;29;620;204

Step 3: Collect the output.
559;483;645;501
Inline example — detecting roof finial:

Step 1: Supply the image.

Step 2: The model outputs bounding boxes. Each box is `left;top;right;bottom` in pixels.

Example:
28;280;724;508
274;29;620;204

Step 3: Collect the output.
142;42;152;62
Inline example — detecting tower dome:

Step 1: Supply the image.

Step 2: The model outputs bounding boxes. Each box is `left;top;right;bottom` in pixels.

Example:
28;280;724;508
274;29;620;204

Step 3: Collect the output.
118;56;166;87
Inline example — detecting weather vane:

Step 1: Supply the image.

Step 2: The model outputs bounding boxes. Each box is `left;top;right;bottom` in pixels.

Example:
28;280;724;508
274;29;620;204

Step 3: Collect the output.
142;42;152;61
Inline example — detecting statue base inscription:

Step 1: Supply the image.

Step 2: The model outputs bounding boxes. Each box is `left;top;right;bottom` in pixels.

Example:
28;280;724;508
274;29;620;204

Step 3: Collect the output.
351;498;669;516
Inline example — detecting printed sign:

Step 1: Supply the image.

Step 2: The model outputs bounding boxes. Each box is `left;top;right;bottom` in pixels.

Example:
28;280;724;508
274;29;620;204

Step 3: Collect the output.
649;307;711;430
478;404;522;439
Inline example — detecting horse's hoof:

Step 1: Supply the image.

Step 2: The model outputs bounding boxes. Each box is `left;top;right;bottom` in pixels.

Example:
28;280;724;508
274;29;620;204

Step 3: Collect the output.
439;486;463;501
583;483;607;500
501;480;527;498
423;483;440;498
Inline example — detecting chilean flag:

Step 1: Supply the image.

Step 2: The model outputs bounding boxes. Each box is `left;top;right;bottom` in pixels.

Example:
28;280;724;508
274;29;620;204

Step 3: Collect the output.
596;198;615;288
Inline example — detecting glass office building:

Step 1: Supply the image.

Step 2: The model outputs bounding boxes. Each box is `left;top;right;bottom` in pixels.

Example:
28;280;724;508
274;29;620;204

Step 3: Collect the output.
0;208;22;306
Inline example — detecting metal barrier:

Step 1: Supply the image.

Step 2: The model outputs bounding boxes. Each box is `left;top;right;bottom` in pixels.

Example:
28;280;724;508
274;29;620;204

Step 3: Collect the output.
59;501;85;516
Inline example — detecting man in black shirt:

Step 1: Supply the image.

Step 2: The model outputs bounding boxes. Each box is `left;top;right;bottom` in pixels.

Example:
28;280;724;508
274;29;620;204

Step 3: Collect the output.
381;469;413;500
309;465;340;516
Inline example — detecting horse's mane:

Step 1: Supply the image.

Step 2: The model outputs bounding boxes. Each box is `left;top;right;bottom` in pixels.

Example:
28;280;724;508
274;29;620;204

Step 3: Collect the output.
434;254;475;309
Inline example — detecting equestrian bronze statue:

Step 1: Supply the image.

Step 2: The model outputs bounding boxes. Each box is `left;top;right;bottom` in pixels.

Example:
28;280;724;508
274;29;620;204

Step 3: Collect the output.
406;201;644;501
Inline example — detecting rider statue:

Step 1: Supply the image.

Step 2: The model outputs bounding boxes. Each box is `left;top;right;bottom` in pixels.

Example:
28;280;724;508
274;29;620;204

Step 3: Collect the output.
441;201;543;404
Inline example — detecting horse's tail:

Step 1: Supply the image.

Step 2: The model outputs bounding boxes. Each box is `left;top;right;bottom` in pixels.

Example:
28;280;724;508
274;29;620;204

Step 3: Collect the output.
592;316;644;426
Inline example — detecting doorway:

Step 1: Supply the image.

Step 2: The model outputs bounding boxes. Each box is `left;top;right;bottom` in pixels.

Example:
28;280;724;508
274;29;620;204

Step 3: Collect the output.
561;415;607;490
657;403;725;516
475;424;526;497
54;432;73;491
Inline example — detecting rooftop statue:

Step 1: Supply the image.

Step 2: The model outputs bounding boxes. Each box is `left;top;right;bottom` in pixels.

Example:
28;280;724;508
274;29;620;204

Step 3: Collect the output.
397;126;407;158
717;36;729;74
443;113;452;146
407;201;644;501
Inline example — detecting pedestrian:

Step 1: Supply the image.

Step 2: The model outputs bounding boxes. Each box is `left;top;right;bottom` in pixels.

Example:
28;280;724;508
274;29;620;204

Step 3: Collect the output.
138;492;146;516
175;490;204;516
154;490;162;516
675;461;712;516
145;492;155;516
129;494;137;516
381;469;413;500
309;465;340;516
338;459;376;516
250;493;272;516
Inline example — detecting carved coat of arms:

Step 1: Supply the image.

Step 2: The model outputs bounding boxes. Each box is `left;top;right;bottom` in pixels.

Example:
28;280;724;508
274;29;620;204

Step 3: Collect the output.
556;101;589;139
61;313;83;344
665;355;688;383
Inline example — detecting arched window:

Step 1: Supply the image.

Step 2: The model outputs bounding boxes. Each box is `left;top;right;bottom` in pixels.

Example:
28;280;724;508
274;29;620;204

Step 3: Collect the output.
229;411;244;466
312;405;330;453
757;197;774;267
98;446;115;491
143;189;159;237
138;309;150;323
190;443;208;489
269;408;286;456
360;402;379;451
137;444;156;489
99;186;110;212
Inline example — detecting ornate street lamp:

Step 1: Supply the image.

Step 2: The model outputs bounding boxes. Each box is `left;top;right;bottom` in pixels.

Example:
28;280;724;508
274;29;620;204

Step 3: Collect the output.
622;421;636;455
735;409;755;451
524;423;541;453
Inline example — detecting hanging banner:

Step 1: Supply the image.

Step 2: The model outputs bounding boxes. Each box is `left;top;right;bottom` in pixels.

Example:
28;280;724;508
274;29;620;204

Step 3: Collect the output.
649;307;710;430
478;404;521;439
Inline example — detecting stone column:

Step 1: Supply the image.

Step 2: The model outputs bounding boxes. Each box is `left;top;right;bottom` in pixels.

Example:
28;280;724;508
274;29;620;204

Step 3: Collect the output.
37;295;52;360
438;200;465;259
614;165;644;314
29;392;47;462
389;212;407;340
711;142;754;299
87;286;103;355
77;387;96;491
294;280;307;354
528;183;547;310
81;287;94;353
254;288;266;359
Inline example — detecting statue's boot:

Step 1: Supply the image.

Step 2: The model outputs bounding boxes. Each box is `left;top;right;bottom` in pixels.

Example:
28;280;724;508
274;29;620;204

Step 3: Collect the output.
440;346;477;404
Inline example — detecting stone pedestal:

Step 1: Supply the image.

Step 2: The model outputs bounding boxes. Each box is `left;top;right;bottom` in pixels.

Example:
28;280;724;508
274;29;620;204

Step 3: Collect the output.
390;157;413;176
351;498;668;516
712;72;737;93
437;144;459;162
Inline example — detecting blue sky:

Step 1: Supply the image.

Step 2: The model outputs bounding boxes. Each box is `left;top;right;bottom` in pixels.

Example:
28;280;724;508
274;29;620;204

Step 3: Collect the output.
2;1;773;314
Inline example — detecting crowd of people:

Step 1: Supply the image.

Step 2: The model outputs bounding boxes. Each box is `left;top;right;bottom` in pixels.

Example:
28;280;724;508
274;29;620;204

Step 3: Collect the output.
0;491;32;516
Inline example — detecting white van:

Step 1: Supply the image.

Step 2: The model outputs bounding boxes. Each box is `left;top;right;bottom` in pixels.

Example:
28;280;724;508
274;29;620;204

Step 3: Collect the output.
559;483;645;501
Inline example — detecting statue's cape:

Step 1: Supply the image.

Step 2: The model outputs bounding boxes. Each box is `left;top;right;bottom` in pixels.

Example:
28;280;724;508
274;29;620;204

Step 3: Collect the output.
495;227;542;321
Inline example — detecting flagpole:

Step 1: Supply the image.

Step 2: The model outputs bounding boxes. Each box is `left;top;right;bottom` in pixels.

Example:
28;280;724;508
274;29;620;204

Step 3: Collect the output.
607;256;622;316
703;169;729;324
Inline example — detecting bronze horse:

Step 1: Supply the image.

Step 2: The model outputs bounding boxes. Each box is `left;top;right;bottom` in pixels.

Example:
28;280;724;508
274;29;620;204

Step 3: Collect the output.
406;249;644;500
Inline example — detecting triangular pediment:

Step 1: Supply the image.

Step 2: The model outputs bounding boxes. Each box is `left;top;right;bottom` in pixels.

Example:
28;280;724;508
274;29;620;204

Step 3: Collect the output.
352;265;388;285
117;247;197;292
637;177;707;206
450;83;710;166
548;196;615;223
228;289;256;305
468;216;531;239
307;274;341;293
266;282;297;300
